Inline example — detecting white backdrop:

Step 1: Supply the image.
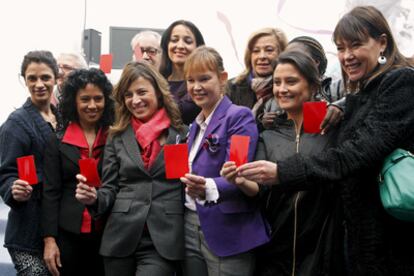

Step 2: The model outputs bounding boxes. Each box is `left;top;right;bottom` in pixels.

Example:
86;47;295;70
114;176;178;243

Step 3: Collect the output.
0;0;413;124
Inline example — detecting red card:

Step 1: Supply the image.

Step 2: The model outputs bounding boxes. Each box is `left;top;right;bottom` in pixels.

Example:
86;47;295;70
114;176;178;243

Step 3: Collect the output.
303;102;327;133
229;135;250;167
17;155;38;185
79;158;101;187
133;45;143;61
164;144;189;179
99;54;113;74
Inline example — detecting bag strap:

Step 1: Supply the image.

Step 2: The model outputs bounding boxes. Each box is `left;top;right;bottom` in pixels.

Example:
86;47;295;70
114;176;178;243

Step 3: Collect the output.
380;148;414;180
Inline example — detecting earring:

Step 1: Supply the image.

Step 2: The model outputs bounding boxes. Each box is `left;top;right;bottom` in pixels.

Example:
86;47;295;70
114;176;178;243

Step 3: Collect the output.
378;52;387;65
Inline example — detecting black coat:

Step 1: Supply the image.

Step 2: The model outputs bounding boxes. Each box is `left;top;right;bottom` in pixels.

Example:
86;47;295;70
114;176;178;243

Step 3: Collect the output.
255;118;344;276
278;67;414;275
41;132;105;237
0;98;57;252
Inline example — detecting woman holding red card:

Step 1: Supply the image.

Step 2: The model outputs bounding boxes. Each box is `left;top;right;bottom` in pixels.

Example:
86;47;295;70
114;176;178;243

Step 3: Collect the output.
76;61;187;276
180;46;269;276
0;50;59;275
221;51;344;276
41;68;114;276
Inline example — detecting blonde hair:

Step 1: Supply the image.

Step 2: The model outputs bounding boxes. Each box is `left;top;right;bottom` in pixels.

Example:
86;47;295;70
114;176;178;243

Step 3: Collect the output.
184;46;225;78
235;27;288;84
110;61;183;137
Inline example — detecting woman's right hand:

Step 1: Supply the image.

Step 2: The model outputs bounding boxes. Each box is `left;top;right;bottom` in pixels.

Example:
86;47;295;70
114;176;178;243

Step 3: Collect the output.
43;237;61;276
220;161;238;184
11;179;33;202
262;112;278;129
75;174;97;205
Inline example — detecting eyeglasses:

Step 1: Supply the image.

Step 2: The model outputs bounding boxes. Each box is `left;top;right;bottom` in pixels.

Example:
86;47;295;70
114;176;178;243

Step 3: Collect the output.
58;64;76;72
140;47;159;57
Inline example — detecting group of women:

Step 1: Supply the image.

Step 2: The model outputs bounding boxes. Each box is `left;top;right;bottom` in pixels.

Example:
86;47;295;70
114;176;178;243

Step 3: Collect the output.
0;5;413;276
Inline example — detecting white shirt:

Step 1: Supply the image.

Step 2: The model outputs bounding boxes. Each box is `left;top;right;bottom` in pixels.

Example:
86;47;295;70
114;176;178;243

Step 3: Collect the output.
185;98;222;211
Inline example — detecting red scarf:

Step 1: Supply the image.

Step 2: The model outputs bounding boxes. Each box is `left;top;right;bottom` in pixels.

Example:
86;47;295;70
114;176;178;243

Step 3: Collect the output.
131;108;170;170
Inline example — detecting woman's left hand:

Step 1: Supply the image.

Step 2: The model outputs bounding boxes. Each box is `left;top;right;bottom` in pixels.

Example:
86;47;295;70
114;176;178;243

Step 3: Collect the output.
238;160;278;185
181;173;206;200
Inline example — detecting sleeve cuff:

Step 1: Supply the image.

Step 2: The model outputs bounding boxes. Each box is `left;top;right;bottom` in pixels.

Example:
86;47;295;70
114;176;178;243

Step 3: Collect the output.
196;178;220;205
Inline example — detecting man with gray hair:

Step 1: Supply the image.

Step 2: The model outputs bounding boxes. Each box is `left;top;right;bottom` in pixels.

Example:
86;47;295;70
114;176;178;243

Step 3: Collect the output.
130;30;162;70
52;52;88;106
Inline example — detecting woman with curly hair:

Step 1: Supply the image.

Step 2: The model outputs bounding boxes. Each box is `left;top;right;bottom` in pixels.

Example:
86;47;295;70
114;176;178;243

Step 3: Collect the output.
42;68;114;276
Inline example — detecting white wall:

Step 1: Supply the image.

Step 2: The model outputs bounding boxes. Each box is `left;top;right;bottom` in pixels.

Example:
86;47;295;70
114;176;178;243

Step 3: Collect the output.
1;0;413;124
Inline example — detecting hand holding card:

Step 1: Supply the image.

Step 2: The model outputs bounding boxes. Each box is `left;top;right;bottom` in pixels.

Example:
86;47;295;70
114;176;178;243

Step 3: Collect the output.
164;144;189;179
78;158;101;187
229;135;250;167
303;102;327;133
17;155;38;185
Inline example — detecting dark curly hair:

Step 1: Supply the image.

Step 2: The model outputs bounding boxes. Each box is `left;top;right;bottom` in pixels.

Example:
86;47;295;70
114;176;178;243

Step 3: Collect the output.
58;68;114;131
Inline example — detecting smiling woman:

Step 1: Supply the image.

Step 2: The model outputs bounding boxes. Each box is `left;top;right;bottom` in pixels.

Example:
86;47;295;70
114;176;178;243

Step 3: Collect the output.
0;50;59;276
42;68;114;276
159;20;206;125
75;61;187;276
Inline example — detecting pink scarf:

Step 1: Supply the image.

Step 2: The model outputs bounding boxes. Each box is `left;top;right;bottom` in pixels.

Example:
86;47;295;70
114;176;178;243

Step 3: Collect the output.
131;108;170;170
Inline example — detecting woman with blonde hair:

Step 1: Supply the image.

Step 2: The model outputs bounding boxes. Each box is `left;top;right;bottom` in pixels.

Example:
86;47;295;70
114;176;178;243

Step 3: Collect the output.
181;46;269;276
76;61;187;276
225;27;287;129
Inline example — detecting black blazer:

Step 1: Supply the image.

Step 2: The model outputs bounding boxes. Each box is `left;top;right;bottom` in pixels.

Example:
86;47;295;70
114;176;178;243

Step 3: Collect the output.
42;133;105;237
91;125;187;260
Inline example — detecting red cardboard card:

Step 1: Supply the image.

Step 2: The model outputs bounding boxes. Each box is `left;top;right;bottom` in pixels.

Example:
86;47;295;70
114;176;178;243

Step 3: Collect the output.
17;155;38;185
303;102;327;134
79;158;101;187
229;135;250;167
99;54;113;74
133;45;143;61
164;144;189;179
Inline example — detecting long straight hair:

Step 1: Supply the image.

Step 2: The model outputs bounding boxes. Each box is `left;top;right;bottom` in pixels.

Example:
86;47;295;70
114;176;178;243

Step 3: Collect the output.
110;61;183;138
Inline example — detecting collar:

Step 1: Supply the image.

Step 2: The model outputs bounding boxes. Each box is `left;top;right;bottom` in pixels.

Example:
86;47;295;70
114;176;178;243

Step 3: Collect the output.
195;96;223;129
62;122;107;149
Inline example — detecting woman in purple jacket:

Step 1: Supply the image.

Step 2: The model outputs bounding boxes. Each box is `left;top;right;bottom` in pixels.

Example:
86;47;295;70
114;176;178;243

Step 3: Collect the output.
180;46;269;276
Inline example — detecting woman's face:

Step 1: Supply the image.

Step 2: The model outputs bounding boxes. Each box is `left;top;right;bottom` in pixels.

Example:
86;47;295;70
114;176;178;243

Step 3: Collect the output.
124;77;159;122
168;24;197;67
273;63;312;117
251;35;279;77
24;62;56;106
187;68;227;117
336;36;386;82
76;84;105;128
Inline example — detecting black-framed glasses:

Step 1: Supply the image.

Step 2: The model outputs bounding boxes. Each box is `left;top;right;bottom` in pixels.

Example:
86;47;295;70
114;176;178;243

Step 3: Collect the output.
140;47;159;57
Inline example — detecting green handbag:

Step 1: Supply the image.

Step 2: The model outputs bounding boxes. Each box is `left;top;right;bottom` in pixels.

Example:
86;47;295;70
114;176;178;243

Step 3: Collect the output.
379;148;414;221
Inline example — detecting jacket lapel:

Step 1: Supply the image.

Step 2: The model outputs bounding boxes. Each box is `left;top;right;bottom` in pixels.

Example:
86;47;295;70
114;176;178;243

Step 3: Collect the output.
59;143;81;166
191;97;231;162
121;125;149;176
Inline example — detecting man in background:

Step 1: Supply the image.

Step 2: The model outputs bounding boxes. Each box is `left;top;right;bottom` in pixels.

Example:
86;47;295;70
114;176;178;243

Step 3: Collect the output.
52;52;88;106
130;30;162;70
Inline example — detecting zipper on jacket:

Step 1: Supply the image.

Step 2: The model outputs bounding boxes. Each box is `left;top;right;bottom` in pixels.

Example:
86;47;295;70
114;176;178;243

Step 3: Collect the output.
291;120;301;276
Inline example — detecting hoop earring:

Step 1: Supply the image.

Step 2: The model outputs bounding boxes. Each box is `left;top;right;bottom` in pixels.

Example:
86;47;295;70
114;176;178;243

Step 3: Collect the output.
378;52;387;65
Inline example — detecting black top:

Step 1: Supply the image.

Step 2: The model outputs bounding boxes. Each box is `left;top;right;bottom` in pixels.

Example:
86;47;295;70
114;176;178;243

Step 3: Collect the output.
255;117;343;276
278;67;414;275
0;98;57;252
